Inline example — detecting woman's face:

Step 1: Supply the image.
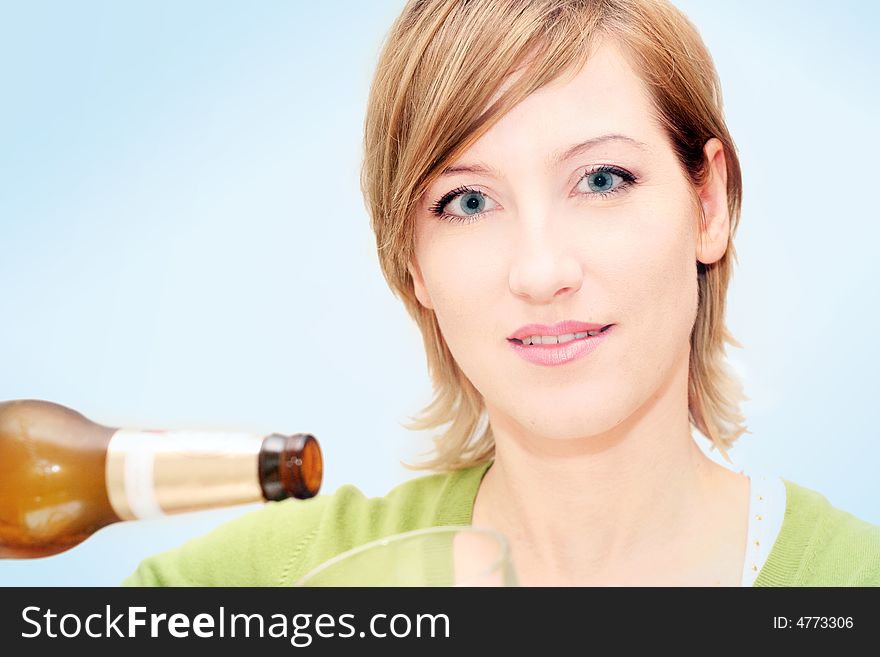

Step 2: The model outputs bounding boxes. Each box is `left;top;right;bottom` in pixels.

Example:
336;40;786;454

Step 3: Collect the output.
409;38;727;442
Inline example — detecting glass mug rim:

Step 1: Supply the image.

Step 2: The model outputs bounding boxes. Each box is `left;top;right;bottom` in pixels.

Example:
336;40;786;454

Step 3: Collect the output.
292;524;513;587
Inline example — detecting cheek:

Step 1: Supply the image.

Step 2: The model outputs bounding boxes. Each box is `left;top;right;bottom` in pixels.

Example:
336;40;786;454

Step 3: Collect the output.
634;222;694;313
418;235;499;343
615;204;699;369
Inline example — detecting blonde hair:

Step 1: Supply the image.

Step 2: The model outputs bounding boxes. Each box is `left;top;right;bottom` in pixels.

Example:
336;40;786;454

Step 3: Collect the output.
360;0;749;472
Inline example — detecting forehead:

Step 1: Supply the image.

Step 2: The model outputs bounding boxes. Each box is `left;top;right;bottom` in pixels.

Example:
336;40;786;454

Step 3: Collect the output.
452;38;659;169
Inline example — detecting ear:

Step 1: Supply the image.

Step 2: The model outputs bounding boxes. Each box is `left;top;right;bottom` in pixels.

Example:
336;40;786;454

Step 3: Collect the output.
695;137;730;266
407;259;434;310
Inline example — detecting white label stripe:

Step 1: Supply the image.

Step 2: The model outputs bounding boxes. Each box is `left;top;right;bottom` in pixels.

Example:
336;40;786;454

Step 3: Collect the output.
120;434;165;519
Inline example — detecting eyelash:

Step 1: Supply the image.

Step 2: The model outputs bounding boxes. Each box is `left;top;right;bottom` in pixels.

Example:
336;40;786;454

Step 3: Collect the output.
428;165;638;225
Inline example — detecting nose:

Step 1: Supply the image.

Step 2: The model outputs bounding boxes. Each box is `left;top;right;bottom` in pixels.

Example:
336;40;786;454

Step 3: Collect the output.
507;217;584;303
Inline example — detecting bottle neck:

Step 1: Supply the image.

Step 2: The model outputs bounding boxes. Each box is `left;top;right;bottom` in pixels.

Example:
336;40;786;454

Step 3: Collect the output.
105;428;267;521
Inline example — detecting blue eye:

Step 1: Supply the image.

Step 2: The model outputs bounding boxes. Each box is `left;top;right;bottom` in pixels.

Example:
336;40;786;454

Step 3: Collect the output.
459;192;485;215
587;171;614;192
577;166;635;196
428;185;496;224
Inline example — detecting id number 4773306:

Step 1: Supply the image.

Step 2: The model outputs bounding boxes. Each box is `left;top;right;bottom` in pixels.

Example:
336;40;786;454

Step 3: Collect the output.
772;617;854;630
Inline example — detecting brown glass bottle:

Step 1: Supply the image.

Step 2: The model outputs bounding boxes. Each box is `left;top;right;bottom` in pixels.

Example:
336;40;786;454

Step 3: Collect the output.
0;399;322;559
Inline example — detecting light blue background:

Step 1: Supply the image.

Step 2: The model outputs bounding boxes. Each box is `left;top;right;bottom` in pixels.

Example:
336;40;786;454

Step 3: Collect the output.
1;1;877;586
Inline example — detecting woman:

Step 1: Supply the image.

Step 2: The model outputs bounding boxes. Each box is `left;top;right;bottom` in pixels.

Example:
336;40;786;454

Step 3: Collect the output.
122;0;879;586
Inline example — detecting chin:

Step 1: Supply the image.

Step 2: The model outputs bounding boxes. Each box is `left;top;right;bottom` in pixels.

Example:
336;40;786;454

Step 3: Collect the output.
512;397;624;441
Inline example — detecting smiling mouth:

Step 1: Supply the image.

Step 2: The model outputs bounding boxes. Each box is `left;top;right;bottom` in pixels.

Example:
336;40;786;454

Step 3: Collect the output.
508;324;613;346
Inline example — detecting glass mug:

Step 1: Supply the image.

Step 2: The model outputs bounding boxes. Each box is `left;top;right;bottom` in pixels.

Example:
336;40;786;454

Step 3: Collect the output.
293;525;518;587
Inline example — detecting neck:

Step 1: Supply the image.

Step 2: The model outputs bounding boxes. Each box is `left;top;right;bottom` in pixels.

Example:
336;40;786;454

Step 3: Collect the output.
473;353;745;584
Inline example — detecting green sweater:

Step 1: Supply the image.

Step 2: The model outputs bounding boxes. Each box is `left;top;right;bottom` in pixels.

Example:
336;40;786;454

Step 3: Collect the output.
121;460;880;586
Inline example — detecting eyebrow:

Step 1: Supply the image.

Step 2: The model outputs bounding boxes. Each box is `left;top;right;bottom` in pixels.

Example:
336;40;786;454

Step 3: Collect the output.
439;133;650;179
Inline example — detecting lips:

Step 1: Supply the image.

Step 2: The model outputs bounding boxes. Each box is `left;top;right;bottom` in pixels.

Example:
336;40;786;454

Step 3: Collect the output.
507;320;612;342
510;324;612;345
508;324;615;366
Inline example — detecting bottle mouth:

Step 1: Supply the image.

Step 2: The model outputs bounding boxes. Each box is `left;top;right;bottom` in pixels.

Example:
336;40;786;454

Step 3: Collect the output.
298;436;324;496
259;433;323;501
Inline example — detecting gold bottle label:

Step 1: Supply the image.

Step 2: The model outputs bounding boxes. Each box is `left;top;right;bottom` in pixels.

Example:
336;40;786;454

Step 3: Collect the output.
105;428;265;520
